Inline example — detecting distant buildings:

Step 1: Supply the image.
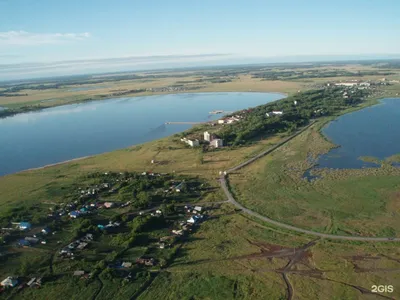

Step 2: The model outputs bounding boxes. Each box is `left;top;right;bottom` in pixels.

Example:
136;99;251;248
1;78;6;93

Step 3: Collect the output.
334;82;358;87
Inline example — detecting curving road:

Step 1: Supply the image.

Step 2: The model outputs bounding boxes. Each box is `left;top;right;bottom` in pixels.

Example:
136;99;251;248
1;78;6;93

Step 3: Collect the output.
219;123;400;242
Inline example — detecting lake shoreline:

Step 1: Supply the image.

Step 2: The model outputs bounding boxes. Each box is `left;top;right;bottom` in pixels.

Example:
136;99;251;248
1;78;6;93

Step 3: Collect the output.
0;92;286;177
310;97;400;172
0;90;289;120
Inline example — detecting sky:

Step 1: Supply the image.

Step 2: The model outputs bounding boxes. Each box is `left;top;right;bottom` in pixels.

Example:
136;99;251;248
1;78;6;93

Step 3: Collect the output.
0;0;400;80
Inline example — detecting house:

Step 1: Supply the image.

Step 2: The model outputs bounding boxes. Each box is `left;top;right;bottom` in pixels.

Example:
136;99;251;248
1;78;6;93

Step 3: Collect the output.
194;206;203;212
41;227;51;235
210;139;223;148
204;131;211;141
180;137;199;147
18;222;31;231
187;139;199;147
121;262;132;268
136;257;155;266
73;270;85;276
77;242;88;250
27;278;36;287
69;211;80;218
272;111;283;115
18;239;31;247
25;237;39;244
172;229;184;236
187;215;201;224
155;210;162;214
266;111;283;117
1;277;18;288
159;242;165;249
217;119;225;124
104;202;115;209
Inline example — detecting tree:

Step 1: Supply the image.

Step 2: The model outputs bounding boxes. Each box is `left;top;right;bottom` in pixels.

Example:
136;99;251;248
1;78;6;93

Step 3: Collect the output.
136;191;150;208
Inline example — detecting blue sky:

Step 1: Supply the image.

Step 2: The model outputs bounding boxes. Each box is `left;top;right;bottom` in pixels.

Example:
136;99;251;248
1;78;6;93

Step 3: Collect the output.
1;0;400;79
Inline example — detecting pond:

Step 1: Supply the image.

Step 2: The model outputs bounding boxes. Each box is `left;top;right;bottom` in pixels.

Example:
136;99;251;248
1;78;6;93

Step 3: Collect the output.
308;98;400;175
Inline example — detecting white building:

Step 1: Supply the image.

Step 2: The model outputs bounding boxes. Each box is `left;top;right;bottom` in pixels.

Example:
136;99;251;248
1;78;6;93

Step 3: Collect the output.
1;277;18;288
334;82;358;87
217;119;225;124
272;111;283;115
204;131;211;141
187;139;199;147
210;139;223;148
181;137;199;147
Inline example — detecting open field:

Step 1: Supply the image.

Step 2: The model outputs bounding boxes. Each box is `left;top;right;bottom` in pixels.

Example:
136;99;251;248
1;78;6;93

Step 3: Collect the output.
229;121;400;238
137;206;400;299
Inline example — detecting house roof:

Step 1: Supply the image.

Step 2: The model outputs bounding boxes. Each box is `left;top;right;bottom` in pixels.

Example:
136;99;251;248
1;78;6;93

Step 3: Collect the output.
1;277;18;287
19;222;31;227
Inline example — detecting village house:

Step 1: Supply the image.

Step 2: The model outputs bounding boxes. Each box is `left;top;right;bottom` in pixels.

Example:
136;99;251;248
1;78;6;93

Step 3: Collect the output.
1;277;18;288
69;211;80;218
194;206;203;213
121;262;132;268
266;111;283;117
180;137;199;147
210;139;224;148
136;257;155;266
18;222;31;231
24;237;39;244
103;202;115;209
18;239;31;247
204;131;211;141
41;227;51;235
73;270;85;276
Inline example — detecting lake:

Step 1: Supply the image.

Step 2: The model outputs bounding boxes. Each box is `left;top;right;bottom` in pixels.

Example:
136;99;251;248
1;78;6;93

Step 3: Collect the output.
312;98;400;171
0;92;284;176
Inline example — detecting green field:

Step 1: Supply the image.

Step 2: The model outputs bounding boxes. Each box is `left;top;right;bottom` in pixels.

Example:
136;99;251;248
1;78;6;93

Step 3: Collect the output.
230;124;400;237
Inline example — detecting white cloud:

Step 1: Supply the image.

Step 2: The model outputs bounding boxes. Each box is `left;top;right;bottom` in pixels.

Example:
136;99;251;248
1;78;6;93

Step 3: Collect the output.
0;31;91;46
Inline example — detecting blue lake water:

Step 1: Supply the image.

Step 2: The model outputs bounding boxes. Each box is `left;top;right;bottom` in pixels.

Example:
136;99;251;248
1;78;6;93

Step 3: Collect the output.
314;98;400;170
0;92;284;176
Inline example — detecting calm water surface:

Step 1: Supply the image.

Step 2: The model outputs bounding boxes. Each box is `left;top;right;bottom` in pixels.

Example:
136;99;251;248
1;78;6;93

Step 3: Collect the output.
0;92;284;176
314;98;400;170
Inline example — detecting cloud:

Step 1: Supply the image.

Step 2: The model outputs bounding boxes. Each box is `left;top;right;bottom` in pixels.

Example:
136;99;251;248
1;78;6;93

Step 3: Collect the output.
0;31;91;46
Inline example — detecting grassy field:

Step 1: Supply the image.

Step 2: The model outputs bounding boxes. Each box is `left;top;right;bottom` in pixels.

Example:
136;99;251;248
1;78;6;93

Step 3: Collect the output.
136;205;400;299
229;119;400;237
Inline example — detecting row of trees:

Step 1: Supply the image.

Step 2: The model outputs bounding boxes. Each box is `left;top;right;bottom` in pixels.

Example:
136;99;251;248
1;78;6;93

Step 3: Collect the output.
218;87;370;146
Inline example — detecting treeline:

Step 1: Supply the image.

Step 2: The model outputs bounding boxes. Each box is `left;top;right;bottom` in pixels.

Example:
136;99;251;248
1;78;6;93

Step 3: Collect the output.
219;87;370;146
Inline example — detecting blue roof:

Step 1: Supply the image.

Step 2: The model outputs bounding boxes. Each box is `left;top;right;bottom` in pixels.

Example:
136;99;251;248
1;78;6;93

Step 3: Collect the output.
18;239;30;246
19;222;31;227
70;211;80;216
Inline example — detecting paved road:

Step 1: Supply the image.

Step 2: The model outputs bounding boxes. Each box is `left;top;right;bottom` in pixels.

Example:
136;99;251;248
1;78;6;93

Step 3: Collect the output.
219;124;400;242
